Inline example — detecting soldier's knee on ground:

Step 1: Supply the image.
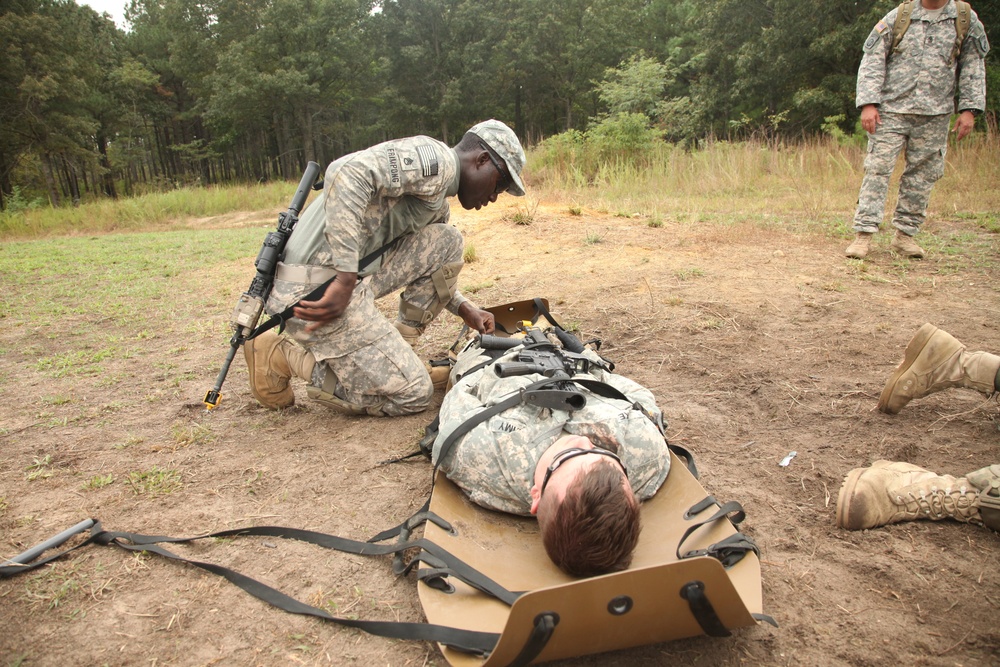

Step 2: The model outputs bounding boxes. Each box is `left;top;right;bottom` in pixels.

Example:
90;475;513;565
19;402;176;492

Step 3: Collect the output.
378;372;434;416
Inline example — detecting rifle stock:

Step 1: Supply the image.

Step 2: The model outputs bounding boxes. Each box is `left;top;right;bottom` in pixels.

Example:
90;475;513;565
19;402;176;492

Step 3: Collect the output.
204;162;322;409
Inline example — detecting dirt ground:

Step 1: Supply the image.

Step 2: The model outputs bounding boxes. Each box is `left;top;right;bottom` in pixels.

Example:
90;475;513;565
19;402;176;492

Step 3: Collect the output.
2;198;999;667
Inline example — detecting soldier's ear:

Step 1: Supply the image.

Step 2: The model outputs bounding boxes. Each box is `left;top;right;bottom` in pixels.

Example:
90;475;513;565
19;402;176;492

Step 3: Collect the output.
529;484;541;515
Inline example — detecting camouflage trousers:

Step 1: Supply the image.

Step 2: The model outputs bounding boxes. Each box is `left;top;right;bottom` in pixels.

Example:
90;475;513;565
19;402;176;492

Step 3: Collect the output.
280;223;465;416
853;112;950;235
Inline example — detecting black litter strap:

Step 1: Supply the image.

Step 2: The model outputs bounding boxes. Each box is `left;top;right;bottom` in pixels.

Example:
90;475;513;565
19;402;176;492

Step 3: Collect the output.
1;521;523;655
676;499;760;568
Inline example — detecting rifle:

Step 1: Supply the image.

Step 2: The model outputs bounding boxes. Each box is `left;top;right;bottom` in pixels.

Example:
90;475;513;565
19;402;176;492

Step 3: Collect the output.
203;162;323;409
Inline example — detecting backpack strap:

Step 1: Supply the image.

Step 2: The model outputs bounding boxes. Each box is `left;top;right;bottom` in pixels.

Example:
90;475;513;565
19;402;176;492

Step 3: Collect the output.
893;0;973;64
891;0;915;55
952;0;972;63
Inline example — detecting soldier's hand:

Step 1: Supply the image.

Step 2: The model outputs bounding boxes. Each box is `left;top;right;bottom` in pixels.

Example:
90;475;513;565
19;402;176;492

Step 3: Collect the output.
294;271;358;332
860;105;881;134
458;302;495;334
953;111;975;141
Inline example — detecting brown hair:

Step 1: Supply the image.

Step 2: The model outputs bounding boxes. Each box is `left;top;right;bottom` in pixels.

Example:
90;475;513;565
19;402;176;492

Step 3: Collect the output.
537;461;641;577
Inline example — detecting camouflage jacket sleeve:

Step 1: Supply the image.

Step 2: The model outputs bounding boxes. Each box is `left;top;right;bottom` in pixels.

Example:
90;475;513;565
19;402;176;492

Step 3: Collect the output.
856;9;897;108
957;11;990;112
321;137;456;274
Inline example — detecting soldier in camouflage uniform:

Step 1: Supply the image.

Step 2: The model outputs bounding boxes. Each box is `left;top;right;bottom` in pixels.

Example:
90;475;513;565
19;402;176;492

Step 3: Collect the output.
245;120;527;416
845;0;989;260
836;324;1000;532
432;336;671;576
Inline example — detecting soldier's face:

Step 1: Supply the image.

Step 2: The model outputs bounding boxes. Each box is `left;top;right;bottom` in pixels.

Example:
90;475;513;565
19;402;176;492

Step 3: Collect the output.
458;150;505;210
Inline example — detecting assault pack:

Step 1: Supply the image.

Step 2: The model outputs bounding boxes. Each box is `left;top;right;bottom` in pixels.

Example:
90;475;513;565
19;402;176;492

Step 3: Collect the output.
891;0;972;62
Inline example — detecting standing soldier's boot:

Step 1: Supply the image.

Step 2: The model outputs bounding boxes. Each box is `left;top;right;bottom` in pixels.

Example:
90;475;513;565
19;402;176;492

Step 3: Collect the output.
845;232;874;259
836;460;980;530
878;324;1000;414
244;330;316;409
891;229;925;258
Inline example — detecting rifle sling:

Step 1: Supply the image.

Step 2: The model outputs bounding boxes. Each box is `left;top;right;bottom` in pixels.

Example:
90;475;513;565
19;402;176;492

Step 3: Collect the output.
248;235;405;340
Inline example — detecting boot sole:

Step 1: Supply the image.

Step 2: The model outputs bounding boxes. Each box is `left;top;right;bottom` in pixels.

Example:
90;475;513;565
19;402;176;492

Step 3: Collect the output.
835;467;869;529
876;323;938;414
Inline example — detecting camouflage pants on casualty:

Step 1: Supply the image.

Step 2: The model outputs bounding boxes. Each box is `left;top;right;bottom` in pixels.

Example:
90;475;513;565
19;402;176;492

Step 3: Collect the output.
853;112;950;236
271;223;464;416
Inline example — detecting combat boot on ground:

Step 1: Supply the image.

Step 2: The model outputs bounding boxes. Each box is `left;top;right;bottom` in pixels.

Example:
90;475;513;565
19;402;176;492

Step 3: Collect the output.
395;321;449;391
966;464;1000;531
878;324;1000;414
891;229;925;258
244;330;315;409
836;460;980;530
845;232;874;259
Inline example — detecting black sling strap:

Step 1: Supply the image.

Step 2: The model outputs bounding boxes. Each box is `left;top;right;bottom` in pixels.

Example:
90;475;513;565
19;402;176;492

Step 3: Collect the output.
248;235;406;340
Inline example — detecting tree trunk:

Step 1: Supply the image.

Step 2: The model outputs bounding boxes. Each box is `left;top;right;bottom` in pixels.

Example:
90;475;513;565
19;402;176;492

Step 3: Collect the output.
41;155;61;207
97;134;118;198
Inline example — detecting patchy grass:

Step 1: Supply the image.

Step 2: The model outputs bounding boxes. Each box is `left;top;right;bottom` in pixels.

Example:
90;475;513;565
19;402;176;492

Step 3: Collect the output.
501;197;540;226
82;474;114;491
170;422;215;447
25;455;53;482
126;467;182;495
463;243;478;263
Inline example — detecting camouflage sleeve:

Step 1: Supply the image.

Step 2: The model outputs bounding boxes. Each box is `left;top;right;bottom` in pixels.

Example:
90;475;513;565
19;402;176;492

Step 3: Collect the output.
856;11;895;108
322;156;378;274
322;139;454;273
444;291;469;315
957;13;989;113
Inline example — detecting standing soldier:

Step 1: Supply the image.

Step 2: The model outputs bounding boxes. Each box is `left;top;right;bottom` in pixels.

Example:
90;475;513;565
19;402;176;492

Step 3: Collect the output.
845;0;990;260
245;120;526;416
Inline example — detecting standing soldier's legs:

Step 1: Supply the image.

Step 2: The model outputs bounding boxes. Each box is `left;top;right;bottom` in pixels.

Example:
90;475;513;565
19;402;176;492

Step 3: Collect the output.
891;114;950;237
853;114;909;234
367;223;465;345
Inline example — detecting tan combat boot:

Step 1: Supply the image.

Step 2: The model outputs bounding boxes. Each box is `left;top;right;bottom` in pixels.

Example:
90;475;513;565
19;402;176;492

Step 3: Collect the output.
845;232;874;259
836;460;980;530
966;464;1000;531
394;321;425;347
891;229;925;258
878;324;1000;414
244;330;316;409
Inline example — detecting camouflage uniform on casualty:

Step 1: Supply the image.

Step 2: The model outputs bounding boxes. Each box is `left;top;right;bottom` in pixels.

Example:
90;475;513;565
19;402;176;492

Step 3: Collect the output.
433;341;670;515
248;120;527;416
847;0;989;259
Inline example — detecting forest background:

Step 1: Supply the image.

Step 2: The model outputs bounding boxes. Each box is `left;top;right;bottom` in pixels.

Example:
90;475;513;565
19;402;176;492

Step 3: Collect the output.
2;0;998;214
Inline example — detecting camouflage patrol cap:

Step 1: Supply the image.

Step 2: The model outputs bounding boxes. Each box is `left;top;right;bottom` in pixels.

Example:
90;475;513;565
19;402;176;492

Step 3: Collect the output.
468;119;526;197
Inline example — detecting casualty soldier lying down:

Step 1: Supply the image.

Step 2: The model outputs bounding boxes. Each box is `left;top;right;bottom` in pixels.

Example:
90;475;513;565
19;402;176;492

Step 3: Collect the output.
429;324;671;577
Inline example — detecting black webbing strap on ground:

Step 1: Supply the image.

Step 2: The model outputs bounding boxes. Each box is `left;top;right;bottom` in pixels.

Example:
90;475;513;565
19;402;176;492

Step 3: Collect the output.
248;236;406;340
1;521;523;656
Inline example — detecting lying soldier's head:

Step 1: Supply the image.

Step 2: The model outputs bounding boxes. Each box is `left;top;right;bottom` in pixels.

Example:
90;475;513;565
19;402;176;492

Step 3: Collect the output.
529;434;641;577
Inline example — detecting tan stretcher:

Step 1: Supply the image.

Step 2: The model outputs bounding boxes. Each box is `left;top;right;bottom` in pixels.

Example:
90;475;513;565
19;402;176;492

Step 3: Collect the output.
420;298;771;665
